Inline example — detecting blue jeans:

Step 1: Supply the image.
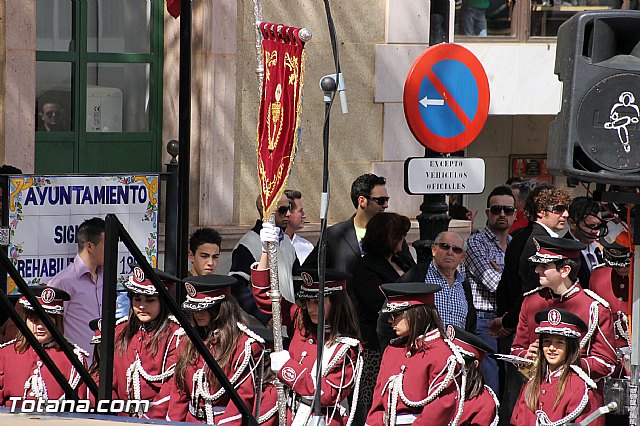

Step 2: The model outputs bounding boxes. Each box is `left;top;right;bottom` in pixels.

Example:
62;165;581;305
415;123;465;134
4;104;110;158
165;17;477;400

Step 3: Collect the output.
476;312;499;394
461;6;488;36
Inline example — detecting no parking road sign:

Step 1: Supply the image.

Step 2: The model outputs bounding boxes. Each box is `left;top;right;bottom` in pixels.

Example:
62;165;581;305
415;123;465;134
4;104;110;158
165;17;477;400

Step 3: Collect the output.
403;44;490;153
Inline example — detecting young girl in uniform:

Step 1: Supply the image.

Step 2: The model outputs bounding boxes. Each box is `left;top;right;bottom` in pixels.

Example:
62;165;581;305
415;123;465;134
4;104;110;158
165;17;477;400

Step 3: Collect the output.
251;223;363;426
366;282;466;426
112;267;183;419
167;274;266;425
0;286;88;405
512;308;604;426
447;325;500;426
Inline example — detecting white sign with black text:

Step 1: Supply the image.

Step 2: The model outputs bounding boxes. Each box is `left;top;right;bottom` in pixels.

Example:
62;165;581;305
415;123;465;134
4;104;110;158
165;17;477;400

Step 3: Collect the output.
404;157;485;194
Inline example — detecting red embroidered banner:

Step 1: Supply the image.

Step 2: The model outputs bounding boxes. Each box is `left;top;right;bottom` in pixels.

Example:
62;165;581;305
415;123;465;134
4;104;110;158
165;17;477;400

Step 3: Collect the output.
166;0;180;18
256;22;306;220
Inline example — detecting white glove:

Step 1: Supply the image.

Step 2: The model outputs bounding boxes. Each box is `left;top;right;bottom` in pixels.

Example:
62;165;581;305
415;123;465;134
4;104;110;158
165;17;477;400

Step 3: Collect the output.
269;350;291;373
260;222;281;252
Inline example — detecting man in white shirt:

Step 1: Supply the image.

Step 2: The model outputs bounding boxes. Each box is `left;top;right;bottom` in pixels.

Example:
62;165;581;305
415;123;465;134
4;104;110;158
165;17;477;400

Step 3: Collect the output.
284;189;314;264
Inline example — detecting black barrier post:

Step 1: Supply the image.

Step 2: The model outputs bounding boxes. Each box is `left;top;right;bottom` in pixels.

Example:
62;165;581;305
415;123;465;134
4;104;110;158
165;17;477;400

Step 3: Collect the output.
177;0;192;281
164;140;180;277
98;215;120;403
105;214;257;426
0;253;98;398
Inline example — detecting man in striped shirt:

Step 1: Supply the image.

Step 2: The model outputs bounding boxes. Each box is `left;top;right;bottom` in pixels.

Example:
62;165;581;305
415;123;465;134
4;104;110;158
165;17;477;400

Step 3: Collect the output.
465;186;516;394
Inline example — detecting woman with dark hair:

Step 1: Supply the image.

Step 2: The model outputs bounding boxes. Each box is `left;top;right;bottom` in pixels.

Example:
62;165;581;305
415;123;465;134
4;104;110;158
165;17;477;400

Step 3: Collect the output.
251;228;363;425
0;286;88;405
167;274;265;425
112;267;184;419
447;325;499;425
512;308;603;426
350;212;415;421
367;283;465;425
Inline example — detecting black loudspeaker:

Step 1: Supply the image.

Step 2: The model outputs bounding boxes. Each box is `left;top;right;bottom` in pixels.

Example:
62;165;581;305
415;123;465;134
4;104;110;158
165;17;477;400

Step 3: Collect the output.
548;11;640;185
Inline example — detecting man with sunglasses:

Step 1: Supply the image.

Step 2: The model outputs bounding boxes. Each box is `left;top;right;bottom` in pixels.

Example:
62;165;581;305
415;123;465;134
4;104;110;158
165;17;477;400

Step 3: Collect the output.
464;185;516;394
229;193;299;325
564;196;605;288
427;231;476;333
302;173;389;278
491;184;571;423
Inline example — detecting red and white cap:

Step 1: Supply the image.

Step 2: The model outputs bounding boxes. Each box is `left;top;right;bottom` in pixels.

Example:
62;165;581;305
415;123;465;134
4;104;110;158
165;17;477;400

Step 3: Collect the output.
182;274;237;312
379;282;441;314
534;308;587;339
123;266;180;295
19;286;70;316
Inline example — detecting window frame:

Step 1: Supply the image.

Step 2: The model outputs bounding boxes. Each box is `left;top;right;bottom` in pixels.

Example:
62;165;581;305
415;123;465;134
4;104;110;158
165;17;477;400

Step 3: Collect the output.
35;0;164;173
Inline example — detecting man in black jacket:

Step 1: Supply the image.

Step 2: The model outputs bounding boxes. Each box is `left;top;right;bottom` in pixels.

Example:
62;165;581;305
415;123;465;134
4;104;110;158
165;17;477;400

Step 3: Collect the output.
303;173;388;276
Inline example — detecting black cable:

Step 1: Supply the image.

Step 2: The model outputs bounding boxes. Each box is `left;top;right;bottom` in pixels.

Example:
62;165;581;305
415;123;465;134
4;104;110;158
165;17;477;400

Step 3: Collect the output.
312;0;343;420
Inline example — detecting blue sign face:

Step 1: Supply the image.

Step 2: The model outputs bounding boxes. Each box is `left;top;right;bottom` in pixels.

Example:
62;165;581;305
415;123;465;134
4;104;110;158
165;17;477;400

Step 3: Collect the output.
418;60;479;138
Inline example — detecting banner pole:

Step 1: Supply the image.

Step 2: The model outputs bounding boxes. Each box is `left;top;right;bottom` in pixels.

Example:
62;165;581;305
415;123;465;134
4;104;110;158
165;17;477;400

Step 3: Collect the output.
252;0;264;93
266;213;288;426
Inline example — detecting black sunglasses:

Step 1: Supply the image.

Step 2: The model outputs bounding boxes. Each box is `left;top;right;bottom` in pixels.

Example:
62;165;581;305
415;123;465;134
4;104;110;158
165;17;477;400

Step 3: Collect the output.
435;242;465;254
546;204;568;214
365;196;390;206
489;205;516;216
277;204;291;215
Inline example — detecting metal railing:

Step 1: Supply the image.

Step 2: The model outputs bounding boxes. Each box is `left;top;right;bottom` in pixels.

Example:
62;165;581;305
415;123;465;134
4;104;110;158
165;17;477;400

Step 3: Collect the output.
101;213;258;425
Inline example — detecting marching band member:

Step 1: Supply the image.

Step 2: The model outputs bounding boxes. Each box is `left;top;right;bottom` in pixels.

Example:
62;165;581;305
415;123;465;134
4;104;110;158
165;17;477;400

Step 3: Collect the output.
366;282;465;426
590;231;631;374
168;274;265;425
87;318;101;406
510;236;617;407
251;222;363;425
0;286;88;406
447;325;499;426
589;230;632;425
512;308;603;426
112;267;184;419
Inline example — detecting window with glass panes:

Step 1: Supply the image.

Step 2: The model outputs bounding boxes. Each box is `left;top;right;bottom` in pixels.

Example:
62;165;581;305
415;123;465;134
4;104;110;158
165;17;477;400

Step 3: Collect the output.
35;0;163;173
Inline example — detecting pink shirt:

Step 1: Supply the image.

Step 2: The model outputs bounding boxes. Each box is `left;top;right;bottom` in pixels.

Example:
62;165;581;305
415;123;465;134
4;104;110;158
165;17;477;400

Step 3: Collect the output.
48;254;103;357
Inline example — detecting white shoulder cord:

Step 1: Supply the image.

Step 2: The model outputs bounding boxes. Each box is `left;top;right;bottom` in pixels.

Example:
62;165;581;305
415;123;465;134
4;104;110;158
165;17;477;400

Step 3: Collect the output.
24;361;48;401
192;336;255;424
534;365;594;426
614;312;630;347
344;345;364;426
579;302;599;350
485;385;500;426
384;337;465;426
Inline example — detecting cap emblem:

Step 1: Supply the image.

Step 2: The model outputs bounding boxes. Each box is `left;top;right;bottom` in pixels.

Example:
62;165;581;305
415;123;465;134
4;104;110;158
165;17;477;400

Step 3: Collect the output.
548;309;561;326
133;266;145;283
301;271;314;288
97;319;102;332
446;324;456;341
185;283;197;298
41;287;56;304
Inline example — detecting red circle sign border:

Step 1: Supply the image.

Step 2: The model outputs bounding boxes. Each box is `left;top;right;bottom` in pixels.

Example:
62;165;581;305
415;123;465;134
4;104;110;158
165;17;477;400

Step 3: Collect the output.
403;44;490;153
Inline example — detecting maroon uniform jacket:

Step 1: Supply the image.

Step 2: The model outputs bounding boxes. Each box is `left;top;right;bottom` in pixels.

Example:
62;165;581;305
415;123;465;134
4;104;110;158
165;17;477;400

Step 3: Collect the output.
589;266;630;378
511;365;604;426
166;325;264;425
511;283;616;381
0;339;88;406
457;385;499;426
255;381;278;426
366;329;464;426
251;266;363;426
112;317;183;419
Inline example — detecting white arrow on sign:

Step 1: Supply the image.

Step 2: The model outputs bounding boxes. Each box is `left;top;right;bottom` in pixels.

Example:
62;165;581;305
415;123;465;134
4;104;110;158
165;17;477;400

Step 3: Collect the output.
419;95;445;108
